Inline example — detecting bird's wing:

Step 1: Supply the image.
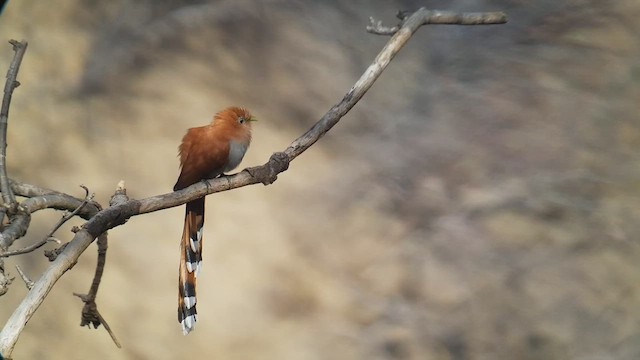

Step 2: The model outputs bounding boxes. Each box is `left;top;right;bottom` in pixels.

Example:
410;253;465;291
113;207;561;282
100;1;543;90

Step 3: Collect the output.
174;126;230;190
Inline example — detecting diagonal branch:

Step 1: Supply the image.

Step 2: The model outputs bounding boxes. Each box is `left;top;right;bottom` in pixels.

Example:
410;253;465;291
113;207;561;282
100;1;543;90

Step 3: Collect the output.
0;7;507;357
0;40;28;212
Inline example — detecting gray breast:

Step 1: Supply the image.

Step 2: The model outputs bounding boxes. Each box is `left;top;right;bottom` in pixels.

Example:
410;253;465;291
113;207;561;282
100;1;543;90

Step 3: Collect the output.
225;140;249;172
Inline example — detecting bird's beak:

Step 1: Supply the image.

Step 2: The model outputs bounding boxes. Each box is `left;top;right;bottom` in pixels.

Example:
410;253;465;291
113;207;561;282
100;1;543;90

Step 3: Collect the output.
249;117;258;122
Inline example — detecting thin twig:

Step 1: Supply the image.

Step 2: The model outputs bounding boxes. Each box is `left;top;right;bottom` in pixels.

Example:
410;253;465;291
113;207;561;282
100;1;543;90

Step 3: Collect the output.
73;233;120;348
0;185;94;257
0;40;28;210
88;233;107;300
367;8;507;35
0;8;507;357
96;310;121;348
14;265;33;290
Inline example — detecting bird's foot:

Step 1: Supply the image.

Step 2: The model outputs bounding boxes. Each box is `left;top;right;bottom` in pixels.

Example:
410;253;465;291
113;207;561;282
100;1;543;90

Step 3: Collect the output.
200;178;213;192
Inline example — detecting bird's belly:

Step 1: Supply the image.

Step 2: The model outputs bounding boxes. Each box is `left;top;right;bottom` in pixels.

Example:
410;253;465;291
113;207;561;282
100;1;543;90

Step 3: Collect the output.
225;140;248;172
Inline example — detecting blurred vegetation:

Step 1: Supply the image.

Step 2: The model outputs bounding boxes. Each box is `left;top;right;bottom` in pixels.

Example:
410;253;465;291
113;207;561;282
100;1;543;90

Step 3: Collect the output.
0;0;639;359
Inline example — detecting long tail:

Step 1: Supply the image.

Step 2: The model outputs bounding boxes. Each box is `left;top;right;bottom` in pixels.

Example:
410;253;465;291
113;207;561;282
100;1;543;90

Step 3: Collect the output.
178;197;204;335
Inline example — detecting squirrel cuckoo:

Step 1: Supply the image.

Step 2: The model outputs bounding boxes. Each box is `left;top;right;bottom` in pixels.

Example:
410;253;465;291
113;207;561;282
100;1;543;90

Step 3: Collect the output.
173;106;256;335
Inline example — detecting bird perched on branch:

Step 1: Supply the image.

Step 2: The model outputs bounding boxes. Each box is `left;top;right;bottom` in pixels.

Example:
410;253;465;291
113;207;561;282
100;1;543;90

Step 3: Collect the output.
173;106;256;335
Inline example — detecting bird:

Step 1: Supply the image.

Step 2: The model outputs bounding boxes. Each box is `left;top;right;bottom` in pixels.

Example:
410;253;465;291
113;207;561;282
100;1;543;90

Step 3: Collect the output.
173;106;256;335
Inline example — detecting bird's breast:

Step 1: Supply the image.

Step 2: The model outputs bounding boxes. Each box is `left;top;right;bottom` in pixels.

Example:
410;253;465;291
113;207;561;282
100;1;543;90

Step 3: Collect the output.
225;140;249;172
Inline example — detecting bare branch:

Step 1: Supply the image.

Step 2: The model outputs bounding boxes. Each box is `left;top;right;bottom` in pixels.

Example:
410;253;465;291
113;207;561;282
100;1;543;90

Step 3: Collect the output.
67;184;126;349
9;178;59;197
0;186;94;257
14;265;33;290
0;231;94;355
73;233;121;348
0;184;124;355
87;233;107;299
0;181;100;297
367;8;507;35
0;40;28;210
367;17;400;36
0;210;29;251
0;185;100;252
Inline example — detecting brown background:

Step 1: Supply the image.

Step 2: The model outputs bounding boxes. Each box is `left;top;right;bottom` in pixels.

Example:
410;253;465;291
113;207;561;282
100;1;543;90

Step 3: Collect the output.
0;0;639;359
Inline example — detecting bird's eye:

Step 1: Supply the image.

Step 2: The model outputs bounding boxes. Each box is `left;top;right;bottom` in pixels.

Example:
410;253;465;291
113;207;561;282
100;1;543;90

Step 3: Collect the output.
238;117;245;124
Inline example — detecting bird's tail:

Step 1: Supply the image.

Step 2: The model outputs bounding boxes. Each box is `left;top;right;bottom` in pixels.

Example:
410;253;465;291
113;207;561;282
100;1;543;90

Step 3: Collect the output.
178;197;204;335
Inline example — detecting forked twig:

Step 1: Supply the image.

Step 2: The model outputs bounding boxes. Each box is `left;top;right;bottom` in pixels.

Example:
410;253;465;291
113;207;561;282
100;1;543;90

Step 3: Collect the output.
0;185;94;257
73;291;122;348
72;186;127;349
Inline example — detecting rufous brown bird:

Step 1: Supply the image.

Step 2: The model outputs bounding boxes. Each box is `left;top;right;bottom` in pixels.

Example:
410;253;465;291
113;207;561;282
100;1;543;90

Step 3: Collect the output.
173;106;256;335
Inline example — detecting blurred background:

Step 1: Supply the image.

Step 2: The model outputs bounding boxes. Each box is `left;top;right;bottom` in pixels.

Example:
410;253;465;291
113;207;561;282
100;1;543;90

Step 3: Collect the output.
0;0;639;359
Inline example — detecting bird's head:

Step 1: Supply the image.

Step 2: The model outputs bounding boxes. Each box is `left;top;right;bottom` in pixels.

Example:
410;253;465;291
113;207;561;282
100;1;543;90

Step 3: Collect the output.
213;106;257;131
